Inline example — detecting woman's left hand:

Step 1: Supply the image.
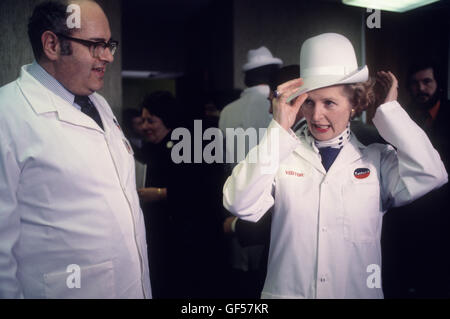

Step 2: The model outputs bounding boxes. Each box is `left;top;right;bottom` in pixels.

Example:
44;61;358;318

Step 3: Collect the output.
376;71;398;104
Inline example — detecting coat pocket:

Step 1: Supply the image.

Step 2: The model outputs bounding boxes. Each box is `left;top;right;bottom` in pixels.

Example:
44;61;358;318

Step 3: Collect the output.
342;181;382;243
43;260;115;299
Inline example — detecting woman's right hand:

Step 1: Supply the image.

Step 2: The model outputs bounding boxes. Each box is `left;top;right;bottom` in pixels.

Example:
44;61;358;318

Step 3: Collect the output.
272;78;309;131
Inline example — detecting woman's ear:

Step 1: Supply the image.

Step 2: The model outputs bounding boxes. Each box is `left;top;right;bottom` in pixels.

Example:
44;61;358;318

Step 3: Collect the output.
41;31;60;61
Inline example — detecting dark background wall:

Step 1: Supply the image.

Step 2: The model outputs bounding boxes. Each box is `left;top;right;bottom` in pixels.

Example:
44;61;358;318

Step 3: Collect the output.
233;0;364;89
3;0;447;120
121;0;233;116
120;0;449;122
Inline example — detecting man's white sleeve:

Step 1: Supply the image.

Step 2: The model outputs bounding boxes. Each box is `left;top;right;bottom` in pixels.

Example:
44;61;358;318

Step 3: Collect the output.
0;129;23;298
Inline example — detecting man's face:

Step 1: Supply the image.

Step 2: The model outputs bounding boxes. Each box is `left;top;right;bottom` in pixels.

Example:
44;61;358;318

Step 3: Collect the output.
409;68;438;106
54;2;114;96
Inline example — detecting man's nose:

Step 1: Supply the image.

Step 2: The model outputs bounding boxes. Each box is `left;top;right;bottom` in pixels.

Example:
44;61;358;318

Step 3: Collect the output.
99;47;114;63
419;82;427;92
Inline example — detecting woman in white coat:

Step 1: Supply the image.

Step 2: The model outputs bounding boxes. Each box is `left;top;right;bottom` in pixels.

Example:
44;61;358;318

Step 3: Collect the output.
222;33;447;299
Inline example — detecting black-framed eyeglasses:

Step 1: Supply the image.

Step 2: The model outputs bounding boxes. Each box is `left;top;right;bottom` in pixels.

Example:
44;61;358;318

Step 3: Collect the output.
56;33;119;58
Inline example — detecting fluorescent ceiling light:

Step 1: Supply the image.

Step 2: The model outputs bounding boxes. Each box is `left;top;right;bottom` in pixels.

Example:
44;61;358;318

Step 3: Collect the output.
342;0;440;13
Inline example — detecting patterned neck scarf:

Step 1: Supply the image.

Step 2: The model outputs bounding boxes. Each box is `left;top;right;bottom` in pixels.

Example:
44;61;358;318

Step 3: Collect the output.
314;122;351;149
302;123;351;171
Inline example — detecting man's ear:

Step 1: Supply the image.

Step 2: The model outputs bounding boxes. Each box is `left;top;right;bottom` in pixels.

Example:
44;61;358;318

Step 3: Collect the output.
41;31;60;61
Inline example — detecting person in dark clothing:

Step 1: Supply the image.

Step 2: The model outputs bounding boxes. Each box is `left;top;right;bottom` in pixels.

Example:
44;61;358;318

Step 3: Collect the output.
382;60;450;298
138;91;227;298
122;108;145;152
406;60;449;169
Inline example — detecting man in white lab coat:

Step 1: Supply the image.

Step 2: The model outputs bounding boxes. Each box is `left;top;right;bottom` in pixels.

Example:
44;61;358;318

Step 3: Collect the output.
219;46;282;164
0;0;151;298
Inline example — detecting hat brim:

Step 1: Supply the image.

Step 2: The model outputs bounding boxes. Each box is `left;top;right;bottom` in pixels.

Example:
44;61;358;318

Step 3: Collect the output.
286;65;369;103
242;57;283;71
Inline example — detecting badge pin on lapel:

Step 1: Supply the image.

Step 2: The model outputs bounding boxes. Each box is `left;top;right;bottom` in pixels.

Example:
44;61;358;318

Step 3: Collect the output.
123;138;132;154
354;168;370;179
113;118;122;131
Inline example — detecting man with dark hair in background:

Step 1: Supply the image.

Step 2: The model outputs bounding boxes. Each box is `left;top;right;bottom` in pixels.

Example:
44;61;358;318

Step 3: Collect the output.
0;0;151;298
406;60;449;168
382;58;450;298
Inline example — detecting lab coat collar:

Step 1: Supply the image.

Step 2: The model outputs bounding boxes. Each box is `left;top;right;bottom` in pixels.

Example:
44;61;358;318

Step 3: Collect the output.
292;126;365;175
17;64;105;134
293;127;326;174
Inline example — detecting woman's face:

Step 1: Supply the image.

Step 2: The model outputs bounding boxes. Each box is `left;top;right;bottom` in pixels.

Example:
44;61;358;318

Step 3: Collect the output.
302;85;352;141
141;108;170;144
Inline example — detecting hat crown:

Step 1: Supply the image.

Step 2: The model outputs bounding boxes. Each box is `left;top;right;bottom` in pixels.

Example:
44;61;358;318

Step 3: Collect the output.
242;46;283;71
300;33;358;78
248;46;274;62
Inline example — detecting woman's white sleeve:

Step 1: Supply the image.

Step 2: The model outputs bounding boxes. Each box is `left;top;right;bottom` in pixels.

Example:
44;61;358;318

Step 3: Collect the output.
223;119;300;222
373;101;448;210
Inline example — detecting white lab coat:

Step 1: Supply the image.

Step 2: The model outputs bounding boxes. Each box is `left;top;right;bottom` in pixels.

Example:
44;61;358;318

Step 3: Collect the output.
0;65;152;298
219;85;273;163
223;101;447;299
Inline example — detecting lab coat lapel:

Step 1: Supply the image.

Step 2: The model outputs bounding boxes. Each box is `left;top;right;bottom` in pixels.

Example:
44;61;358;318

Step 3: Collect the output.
18;66;104;133
293;140;327;174
56;101;105;133
327;135;364;176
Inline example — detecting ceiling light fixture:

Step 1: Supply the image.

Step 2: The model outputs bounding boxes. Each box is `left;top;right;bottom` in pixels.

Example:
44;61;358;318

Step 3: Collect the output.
342;0;440;13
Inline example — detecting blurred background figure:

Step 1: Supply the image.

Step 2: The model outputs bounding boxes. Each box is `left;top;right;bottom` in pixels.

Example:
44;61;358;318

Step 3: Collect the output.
219;46;282;165
122;107;147;189
122;108;146;153
221;65;299;298
138;91;227;298
202;89;242;129
406;58;449;168
382;57;450;299
218;46;282;298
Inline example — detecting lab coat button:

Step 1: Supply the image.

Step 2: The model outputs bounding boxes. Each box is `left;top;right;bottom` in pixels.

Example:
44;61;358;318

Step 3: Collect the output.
320;277;326;283
322;227;327;232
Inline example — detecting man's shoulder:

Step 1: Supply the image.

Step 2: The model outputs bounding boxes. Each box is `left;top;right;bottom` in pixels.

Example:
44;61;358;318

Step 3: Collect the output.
0;79;27;115
0;79;20;97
